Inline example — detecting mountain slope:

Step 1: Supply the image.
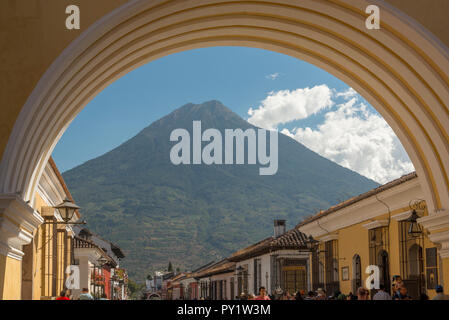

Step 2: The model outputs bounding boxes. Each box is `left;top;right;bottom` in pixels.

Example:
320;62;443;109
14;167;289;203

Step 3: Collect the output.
62;100;379;279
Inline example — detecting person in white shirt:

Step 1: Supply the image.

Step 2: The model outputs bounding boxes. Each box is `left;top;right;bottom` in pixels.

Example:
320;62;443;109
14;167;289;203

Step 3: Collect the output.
373;284;392;300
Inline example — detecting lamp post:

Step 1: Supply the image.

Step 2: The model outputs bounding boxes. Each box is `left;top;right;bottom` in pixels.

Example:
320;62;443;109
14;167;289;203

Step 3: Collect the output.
407;200;425;237
306;235;319;251
406;209;422;237
44;198;86;225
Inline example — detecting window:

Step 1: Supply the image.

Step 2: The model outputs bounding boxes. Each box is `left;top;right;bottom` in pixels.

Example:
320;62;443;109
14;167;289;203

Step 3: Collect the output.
237;265;249;294
311;251;323;290
325;240;339;294
282;266;307;294
352;254;362;293
369;227;390;291
253;258;262;293
399;220;425;298
425;247;438;289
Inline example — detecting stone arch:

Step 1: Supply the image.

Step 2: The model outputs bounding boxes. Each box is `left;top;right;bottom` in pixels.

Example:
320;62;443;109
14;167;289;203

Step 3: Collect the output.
0;0;448;216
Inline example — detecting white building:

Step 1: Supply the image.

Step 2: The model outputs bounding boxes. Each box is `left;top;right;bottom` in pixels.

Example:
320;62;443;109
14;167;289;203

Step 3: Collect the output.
228;220;310;297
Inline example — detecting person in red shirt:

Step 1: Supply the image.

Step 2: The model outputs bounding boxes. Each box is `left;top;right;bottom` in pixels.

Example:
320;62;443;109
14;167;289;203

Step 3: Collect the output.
56;289;70;300
254;287;271;300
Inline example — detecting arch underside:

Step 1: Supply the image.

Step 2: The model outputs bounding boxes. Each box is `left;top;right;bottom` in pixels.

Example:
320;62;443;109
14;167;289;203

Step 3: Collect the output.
0;0;448;213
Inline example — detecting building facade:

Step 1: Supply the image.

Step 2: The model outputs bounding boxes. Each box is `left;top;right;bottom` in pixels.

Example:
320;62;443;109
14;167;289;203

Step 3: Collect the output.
0;158;77;300
228;221;310;297
0;158;126;300
298;172;446;299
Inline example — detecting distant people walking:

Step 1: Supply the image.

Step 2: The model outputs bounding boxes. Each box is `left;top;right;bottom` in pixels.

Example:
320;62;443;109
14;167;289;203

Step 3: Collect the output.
392;284;411;300
346;292;356;300
420;293;429;300
255;287;271;300
304;291;315;300
294;291;303;300
56;289;70;300
432;285;449;300
336;293;347;300
357;287;369;300
372;284;391;300
316;288;326;300
78;288;94;300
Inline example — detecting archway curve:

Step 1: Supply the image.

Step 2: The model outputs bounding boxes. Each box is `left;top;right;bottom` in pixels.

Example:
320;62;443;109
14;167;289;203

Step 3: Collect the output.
0;0;448;214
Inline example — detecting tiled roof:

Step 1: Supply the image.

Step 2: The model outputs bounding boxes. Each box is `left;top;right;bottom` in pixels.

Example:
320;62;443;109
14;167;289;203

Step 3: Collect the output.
228;229;309;262
74;236;116;267
193;260;235;279
296;171;417;228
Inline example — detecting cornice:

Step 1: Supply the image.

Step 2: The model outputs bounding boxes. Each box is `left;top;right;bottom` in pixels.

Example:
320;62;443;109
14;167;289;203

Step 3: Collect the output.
428;230;449;259
298;180;422;237
391;210;412;221
0;193;43;260
362;220;389;230
417;209;449;231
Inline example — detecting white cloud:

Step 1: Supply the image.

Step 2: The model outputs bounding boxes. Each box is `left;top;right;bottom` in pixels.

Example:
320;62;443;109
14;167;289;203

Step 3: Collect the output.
247;85;333;130
266;72;280;80
249;85;414;183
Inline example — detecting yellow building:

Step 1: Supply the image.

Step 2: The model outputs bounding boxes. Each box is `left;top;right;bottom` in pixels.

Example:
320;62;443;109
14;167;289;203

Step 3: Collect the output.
0;158;78;300
298;172;446;299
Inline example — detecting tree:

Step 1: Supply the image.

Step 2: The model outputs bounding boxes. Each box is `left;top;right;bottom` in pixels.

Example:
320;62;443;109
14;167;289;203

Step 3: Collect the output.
168;261;173;272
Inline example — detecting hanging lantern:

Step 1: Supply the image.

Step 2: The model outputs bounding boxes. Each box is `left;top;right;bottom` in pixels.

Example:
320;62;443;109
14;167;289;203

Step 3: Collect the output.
406;209;422;237
54;198;80;223
306;235;319;251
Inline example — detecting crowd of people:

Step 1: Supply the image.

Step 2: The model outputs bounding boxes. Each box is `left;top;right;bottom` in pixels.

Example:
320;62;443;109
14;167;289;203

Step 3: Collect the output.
56;288;109;300
236;276;449;301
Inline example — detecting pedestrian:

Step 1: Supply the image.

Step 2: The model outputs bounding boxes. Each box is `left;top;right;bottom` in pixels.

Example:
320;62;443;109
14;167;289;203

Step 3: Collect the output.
332;290;341;300
56;289;70;300
420;293;429;300
356;287;369;300
78;288;94;300
294;291;303;300
432;285;449;300
304;291;315;300
336;293;346;300
392;284;411;300
372;284;391;300
316;288;326;300
255;286;271;300
392;275;403;293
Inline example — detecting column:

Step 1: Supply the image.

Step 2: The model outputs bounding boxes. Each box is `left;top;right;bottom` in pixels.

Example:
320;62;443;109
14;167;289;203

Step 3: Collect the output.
0;194;43;299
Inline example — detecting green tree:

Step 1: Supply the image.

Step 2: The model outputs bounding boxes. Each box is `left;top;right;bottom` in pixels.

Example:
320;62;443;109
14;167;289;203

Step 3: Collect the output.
128;278;145;300
168;261;173;272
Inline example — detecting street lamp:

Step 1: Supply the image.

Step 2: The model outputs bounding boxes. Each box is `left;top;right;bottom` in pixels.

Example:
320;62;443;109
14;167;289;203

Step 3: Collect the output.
235;266;244;275
406;209;422;237
97;256;109;267
407;199;425;237
54;198;79;223
47;198;86;225
306;235;319;251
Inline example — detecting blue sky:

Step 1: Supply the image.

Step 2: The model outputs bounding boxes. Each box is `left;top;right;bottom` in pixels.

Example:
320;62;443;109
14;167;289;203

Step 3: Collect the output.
52;46;413;183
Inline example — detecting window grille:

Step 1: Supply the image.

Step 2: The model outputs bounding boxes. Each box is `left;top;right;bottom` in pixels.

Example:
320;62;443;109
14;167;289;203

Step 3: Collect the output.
368;227;390;294
324;240;339;294
399;220;425;298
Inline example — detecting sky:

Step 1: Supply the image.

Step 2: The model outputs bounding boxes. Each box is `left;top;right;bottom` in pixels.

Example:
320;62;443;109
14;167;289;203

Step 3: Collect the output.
52;46;414;184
